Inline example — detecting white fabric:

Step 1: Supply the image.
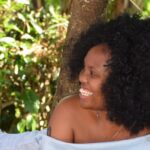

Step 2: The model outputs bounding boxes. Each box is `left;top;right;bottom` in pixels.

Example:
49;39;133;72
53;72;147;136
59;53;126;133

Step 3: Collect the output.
39;134;150;150
0;129;46;150
0;129;150;150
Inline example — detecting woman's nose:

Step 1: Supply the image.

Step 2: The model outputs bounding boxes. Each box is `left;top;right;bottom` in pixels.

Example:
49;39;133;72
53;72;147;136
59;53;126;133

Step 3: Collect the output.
79;69;88;83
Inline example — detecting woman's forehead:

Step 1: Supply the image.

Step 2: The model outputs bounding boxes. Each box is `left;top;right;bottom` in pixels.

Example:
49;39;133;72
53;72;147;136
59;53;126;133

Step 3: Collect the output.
84;44;111;66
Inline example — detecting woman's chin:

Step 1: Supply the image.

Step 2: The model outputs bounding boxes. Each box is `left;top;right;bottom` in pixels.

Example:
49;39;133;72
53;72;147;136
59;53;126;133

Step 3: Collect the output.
79;94;93;109
79;93;92;101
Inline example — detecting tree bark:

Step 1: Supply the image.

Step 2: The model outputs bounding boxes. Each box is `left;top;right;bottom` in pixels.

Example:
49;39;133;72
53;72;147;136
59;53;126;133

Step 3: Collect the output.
60;0;73;14
31;0;45;10
52;0;109;109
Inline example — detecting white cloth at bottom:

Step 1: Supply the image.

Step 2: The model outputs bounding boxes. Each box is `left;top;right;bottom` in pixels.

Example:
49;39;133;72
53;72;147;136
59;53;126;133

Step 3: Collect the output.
39;134;150;150
0;129;46;150
0;129;150;150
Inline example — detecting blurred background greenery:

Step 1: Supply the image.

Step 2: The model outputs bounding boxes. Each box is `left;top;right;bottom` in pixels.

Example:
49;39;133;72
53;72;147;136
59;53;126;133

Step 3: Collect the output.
0;0;150;133
0;0;69;133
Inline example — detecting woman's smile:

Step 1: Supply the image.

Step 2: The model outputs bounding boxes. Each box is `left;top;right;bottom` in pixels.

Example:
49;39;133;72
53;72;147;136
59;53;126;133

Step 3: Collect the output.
79;88;93;97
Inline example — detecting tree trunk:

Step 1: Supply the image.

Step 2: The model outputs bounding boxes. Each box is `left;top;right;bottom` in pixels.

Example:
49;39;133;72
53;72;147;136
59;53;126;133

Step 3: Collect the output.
115;0;127;16
60;0;73;14
31;0;45;10
52;0;109;110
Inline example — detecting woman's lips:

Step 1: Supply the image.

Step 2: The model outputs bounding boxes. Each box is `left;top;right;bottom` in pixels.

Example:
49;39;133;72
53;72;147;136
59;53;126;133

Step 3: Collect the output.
79;88;93;97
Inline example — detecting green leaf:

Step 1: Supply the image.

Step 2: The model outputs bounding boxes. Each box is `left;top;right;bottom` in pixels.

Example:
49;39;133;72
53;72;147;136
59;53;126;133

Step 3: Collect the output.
17;119;26;133
26;114;37;130
15;108;21;118
0;37;18;47
21;33;34;40
0;0;7;6
147;1;150;11
0;46;6;51
22;89;39;113
29;15;43;34
17;12;26;22
0;70;11;87
0;37;15;43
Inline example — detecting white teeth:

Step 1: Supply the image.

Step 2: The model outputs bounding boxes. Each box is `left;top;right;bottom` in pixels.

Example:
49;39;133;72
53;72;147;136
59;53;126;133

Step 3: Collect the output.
79;88;93;96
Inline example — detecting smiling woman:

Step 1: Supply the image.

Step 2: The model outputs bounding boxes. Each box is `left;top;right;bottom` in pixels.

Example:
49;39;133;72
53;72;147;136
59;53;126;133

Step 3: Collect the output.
48;13;150;145
1;13;150;150
78;44;110;110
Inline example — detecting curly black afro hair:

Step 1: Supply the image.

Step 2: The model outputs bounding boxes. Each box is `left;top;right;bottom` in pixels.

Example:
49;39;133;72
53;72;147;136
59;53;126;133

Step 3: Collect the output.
69;14;150;135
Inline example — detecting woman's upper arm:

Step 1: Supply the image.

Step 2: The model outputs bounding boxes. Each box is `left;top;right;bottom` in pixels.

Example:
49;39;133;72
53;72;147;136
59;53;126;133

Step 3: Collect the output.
48;99;74;142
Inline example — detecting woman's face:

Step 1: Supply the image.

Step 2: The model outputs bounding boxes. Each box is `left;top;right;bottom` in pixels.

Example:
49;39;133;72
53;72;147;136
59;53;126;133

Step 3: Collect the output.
79;44;110;110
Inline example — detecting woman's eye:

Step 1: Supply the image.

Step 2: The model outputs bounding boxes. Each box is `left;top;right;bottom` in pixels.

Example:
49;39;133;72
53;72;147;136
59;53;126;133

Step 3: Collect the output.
80;67;99;78
90;71;97;77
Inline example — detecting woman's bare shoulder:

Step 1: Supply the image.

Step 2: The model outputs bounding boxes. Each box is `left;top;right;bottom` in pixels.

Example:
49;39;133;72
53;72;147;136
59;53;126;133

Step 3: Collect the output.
50;95;80;119
59;94;80;108
48;95;80;142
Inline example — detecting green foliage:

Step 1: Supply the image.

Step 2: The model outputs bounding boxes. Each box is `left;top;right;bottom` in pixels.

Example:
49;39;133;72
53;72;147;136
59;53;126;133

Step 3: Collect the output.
44;0;60;10
22;89;39;113
105;0;150;21
17;114;37;133
0;0;69;132
142;0;150;17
